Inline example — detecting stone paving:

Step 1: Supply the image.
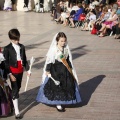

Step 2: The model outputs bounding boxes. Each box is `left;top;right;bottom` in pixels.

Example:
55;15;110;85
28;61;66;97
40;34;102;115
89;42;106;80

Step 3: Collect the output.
0;11;120;120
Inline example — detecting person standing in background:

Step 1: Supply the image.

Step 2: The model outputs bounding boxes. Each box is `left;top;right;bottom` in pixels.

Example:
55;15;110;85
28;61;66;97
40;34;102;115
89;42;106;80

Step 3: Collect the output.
11;0;16;10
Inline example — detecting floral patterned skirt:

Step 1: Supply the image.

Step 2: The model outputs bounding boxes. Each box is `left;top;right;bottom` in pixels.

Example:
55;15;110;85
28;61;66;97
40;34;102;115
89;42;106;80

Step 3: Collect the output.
36;77;81;105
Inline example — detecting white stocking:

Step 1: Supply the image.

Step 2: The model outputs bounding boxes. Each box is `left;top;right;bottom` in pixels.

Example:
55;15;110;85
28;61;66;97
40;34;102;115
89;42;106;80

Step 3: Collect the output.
56;105;62;110
12;99;20;115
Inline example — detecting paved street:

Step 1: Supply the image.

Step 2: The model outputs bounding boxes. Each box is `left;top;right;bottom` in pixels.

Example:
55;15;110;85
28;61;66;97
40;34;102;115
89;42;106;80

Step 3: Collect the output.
0;11;120;120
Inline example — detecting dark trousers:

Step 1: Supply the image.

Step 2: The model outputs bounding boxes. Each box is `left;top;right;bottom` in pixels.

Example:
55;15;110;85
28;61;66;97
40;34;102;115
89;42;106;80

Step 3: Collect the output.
24;0;29;7
10;73;23;100
112;24;120;35
116;25;120;35
11;0;16;4
96;24;102;31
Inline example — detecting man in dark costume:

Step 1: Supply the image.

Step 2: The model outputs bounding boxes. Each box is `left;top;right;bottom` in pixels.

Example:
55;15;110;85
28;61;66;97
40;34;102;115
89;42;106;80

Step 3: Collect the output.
40;0;44;12
23;0;30;11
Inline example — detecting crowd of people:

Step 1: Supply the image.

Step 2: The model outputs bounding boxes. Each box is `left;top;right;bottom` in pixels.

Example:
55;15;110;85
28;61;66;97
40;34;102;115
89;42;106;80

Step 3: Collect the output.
51;0;120;39
0;0;120;119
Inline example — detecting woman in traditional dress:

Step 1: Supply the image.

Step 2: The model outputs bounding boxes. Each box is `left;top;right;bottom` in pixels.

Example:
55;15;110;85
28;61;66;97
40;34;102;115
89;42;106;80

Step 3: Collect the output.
0;47;13;116
36;32;81;112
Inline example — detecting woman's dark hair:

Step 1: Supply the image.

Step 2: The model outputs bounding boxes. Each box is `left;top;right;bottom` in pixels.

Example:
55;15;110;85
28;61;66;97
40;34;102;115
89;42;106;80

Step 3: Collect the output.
78;3;83;8
103;7;108;13
8;28;20;40
56;32;67;42
60;8;64;13
90;9;96;15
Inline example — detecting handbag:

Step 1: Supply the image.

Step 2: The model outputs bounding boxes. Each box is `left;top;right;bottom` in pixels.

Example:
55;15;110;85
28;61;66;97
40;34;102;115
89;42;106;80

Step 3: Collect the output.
91;27;97;34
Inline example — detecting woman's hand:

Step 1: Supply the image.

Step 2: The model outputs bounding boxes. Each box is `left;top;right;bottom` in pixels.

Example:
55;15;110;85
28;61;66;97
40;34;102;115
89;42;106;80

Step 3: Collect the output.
46;72;50;76
46;72;52;78
9;74;16;82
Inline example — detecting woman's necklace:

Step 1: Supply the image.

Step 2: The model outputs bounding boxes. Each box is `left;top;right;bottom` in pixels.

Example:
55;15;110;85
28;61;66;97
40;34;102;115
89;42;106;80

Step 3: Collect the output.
57;45;65;59
57;45;64;53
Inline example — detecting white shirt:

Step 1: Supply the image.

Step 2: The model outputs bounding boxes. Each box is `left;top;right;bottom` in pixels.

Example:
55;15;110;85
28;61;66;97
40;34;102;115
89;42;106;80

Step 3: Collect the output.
12;42;21;61
0;53;5;64
89;14;96;21
72;6;79;11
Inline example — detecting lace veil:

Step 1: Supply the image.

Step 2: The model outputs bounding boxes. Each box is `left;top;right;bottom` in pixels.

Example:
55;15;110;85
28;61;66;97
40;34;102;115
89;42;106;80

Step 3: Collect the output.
42;33;79;83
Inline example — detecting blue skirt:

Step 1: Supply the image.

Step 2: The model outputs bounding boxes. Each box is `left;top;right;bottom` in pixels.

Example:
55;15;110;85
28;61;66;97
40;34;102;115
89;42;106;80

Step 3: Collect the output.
36;77;82;105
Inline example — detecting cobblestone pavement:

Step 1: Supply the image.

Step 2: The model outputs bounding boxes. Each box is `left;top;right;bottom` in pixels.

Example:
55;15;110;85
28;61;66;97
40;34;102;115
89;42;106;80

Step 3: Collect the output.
0;11;120;120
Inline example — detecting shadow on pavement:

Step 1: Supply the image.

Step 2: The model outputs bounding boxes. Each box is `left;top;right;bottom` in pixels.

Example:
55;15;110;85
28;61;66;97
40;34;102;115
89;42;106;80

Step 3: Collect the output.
66;75;106;108
27;56;44;70
71;45;90;60
18;75;105;115
25;41;49;50
79;75;106;106
31;45;90;70
71;45;87;51
32;60;45;69
19;86;40;117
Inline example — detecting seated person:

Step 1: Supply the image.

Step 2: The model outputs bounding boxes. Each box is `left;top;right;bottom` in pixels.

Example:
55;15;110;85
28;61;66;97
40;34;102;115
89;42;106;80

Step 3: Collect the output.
98;9;118;37
113;21;120;39
69;3;84;28
55;9;69;26
82;2;89;15
82;9;96;31
95;7;111;32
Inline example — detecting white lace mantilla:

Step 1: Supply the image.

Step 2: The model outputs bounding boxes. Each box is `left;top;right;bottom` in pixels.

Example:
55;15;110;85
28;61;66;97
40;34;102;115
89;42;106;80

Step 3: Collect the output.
55;46;69;62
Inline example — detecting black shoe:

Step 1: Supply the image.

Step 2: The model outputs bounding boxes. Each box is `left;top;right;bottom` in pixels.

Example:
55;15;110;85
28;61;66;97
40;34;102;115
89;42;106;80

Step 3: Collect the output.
56;106;65;112
15;114;23;119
